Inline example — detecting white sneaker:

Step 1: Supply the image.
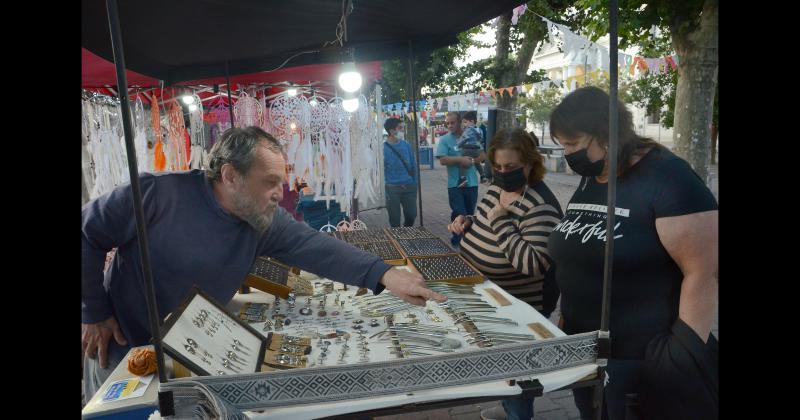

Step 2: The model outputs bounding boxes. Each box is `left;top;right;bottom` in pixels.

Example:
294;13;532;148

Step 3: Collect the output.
480;405;507;420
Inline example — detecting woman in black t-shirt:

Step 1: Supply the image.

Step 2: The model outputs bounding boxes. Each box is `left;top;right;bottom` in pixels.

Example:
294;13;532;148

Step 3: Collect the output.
547;87;718;420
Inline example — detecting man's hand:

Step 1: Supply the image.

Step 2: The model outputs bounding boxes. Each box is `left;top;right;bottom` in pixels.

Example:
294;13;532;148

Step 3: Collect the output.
82;316;128;369
380;268;447;306
459;157;474;168
448;215;473;235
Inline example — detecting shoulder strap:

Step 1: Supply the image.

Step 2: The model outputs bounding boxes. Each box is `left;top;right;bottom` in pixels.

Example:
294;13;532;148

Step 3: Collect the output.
385;142;415;178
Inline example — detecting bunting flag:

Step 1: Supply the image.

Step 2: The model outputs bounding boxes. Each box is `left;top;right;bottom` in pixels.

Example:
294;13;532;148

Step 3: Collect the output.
665;56;677;70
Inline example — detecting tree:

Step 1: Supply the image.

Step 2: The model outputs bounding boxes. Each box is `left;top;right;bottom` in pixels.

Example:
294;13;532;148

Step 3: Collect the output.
571;0;718;183
519;85;562;143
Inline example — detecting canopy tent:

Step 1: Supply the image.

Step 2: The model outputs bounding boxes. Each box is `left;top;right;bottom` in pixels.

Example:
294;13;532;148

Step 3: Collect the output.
82;0;526;85
83;47;384;105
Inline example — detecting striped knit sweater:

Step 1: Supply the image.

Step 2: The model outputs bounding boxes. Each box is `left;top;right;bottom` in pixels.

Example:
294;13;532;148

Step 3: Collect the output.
459;183;563;310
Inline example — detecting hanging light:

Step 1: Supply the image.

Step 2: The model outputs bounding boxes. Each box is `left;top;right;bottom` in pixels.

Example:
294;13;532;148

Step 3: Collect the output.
290;122;297;130
182;95;195;105
309;98;319;107
287;87;298;97
188;104;198;112
342;93;359;112
338;62;362;93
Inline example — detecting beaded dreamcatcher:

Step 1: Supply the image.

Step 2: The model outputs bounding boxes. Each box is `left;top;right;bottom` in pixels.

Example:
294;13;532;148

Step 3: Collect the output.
187;94;205;149
206;97;232;148
149;93;167;171
166;100;189;170
233;91;263;128
86;98;131;198
132;96;151;173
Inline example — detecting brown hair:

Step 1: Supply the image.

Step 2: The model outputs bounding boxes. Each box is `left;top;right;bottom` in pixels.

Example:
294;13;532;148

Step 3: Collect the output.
488;128;546;186
550;86;665;177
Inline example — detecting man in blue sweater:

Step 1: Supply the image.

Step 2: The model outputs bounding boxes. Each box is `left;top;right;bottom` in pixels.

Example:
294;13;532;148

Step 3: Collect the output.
81;127;446;397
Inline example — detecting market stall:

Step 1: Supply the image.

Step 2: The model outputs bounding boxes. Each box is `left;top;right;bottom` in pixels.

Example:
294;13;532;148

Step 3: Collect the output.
81;0;614;418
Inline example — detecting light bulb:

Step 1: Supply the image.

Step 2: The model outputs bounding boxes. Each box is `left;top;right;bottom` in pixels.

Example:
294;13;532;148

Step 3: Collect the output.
287;88;297;97
309;98;319;107
342;97;359;112
182;95;195;105
290;122;297;130
338;62;362;93
188;104;198;112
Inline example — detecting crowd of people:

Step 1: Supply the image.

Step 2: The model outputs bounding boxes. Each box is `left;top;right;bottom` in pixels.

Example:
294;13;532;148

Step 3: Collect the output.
82;87;718;420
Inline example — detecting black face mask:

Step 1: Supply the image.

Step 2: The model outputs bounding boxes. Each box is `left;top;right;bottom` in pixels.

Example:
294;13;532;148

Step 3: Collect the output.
565;144;606;177
492;167;527;192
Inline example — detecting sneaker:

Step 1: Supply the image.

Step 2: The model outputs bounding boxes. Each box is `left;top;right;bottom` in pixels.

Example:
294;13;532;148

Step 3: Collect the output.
480;406;507;420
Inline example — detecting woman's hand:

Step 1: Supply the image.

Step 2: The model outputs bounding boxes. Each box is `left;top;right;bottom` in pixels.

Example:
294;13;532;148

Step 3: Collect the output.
488;190;521;221
448;215;472;235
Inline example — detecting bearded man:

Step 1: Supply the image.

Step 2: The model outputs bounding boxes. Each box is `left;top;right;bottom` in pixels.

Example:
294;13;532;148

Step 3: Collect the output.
81;126;445;397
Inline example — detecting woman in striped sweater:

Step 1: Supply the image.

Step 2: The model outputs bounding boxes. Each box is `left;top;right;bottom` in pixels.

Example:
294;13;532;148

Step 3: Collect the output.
448;128;563;420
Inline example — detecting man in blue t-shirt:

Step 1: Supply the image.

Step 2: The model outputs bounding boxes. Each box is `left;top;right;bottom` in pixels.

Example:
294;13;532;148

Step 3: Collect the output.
81;127;446;399
435;112;485;247
383;118;418;227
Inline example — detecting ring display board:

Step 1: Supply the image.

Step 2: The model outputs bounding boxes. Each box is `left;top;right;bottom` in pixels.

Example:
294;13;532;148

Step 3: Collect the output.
160;287;268;376
407;254;485;285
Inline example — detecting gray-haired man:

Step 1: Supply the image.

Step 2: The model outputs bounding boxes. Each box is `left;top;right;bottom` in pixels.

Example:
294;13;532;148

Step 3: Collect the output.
81;126;446;398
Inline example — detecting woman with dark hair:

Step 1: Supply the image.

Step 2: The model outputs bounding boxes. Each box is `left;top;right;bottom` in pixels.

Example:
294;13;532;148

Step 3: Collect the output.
448;128;563;420
547;86;718;419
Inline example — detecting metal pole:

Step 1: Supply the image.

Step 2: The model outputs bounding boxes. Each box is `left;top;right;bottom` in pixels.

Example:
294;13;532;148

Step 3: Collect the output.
225;62;235;127
595;1;619;418
408;40;424;227
104;0;168;385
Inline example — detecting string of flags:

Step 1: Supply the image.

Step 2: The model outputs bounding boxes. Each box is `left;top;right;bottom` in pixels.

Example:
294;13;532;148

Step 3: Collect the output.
382;9;681;118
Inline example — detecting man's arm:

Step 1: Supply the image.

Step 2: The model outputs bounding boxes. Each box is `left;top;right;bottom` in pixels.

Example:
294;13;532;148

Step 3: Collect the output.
438;156;473;167
81;175;158;366
260;209;445;304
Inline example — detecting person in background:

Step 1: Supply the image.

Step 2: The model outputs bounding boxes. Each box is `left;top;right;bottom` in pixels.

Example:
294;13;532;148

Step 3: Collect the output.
436;112;485;248
457;111;488;185
547;86;718;419
383;118;418;227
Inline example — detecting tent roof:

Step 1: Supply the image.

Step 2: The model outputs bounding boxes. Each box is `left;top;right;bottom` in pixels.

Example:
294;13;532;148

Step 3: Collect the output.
81;0;524;85
82;48;383;89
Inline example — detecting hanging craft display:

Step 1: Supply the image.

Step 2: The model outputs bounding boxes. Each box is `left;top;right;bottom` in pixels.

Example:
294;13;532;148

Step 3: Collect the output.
132;96;151;174
166;100;189;171
85;97;131;199
233;91;263;128
188;94;206;150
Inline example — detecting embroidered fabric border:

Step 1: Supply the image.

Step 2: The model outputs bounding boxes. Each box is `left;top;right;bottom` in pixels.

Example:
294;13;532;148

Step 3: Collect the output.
164;331;598;410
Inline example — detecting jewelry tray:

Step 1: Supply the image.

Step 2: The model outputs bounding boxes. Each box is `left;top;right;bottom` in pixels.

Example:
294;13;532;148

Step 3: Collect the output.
161;286;268;376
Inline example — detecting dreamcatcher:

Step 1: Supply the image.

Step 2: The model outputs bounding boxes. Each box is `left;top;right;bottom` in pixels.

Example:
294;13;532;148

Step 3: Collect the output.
307;94;331;195
270;93;312;191
206;97;232;148
87;99;130;198
132;96;151;173
188;94;205;149
233;91;263;128
166;100;189;171
150;92;167;171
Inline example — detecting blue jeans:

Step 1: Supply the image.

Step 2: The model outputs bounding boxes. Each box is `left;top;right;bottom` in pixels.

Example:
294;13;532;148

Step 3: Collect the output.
447;186;478;246
386;184;418;227
502;397;535;420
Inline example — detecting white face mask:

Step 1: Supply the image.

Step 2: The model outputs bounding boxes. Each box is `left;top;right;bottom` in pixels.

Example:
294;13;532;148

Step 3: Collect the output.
395;130;405;140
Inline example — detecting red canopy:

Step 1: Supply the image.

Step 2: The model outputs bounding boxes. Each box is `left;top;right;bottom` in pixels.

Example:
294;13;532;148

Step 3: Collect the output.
82;48;382;88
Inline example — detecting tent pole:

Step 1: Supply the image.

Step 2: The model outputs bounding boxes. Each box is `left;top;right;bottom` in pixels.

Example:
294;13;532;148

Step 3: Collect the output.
104;0;169;387
595;0;619;419
408;40;424;227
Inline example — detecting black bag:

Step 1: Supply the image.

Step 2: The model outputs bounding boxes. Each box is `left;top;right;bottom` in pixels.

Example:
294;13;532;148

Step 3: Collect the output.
632;318;719;420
